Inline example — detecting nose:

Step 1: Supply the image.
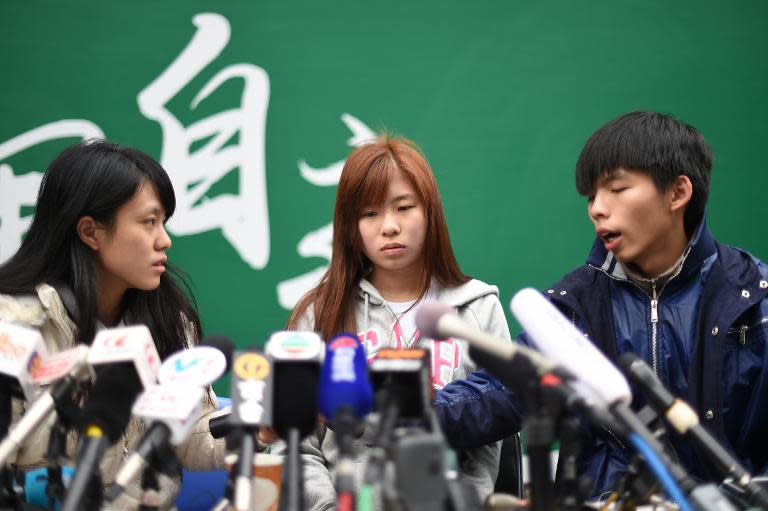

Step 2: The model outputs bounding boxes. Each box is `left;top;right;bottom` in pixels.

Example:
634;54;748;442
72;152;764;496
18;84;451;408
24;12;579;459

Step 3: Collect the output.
588;189;609;223
382;211;400;237
157;224;172;250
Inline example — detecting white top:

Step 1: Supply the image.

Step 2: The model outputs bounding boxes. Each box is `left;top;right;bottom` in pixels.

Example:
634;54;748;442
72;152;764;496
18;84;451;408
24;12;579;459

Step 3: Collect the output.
384;286;437;344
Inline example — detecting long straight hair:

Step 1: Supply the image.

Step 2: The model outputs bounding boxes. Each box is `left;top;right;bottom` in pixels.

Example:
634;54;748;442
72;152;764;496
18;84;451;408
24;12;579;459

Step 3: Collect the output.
0;140;201;358
288;135;469;339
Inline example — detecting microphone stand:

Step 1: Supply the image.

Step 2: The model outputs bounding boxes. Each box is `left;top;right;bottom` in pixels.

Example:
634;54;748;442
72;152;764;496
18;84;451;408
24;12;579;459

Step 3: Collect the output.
279;427;305;511
139;467;160;511
44;390;81;511
0;380;21;511
45;419;68;511
138;441;180;511
210;428;243;511
521;373;566;511
234;430;256;511
61;434;108;511
213;427;259;511
554;416;589;511
333;407;359;511
359;389;401;511
466;346;573;511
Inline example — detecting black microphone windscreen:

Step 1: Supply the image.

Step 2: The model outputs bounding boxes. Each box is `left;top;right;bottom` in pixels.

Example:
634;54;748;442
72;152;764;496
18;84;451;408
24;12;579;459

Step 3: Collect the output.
81;363;143;443
415;301;453;339
272;362;318;439
208;412;231;439
201;335;236;374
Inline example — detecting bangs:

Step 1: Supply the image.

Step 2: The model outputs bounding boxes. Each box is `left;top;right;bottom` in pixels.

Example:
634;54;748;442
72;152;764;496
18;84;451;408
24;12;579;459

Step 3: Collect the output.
351;153;397;211
575;118;666;196
123;147;177;219
143;162;176;219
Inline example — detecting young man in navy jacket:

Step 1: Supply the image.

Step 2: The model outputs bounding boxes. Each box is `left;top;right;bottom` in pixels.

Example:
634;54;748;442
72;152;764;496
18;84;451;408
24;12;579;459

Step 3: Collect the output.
434;110;768;496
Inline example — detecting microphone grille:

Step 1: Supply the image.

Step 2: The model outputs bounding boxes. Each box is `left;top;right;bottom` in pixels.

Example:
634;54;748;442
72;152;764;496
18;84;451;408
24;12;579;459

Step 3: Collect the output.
415;301;454;339
81;363;143;443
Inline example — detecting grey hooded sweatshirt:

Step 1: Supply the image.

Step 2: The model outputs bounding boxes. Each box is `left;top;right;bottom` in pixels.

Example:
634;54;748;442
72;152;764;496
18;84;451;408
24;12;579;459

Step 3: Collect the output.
289;277;511;511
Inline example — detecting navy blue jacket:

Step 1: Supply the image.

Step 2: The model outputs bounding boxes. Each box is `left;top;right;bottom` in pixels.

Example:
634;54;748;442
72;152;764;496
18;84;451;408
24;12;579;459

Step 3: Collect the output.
433;221;768;495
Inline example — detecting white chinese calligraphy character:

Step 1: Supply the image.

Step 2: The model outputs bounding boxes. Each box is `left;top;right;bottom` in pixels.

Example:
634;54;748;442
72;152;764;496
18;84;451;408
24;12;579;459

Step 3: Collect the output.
0;120;104;261
138;13;271;269
276;114;375;309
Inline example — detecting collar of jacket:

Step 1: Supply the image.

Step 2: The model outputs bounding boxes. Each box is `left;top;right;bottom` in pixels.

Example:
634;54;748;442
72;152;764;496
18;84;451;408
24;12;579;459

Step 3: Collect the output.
585;216;717;296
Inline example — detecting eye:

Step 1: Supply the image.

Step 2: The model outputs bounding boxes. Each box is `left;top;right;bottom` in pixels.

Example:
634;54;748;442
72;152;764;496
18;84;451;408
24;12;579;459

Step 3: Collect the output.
398;204;414;212
361;210;377;218
144;217;157;226
611;187;628;194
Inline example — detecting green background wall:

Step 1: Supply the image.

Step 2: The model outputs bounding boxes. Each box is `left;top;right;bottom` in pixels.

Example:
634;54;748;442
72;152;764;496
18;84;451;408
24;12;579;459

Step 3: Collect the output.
2;2;767;394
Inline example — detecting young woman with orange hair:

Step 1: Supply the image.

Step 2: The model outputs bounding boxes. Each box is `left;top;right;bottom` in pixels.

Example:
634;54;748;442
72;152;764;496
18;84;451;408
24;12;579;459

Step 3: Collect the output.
287;134;513;510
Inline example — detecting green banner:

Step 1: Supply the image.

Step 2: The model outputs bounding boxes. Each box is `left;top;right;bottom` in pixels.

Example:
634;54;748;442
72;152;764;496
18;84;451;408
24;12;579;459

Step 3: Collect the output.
2;1;767;380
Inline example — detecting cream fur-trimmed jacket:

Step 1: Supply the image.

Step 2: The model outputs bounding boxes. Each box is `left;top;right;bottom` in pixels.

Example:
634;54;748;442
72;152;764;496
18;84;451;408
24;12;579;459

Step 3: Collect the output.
286;278;511;511
0;284;226;510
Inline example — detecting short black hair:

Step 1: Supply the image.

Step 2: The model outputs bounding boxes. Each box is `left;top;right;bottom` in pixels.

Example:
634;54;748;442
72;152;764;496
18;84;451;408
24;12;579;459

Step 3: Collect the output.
575;110;712;236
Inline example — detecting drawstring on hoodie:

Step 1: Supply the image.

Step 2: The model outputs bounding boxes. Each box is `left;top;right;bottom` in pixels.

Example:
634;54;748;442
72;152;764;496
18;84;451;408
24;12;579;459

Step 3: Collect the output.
364;292;369;336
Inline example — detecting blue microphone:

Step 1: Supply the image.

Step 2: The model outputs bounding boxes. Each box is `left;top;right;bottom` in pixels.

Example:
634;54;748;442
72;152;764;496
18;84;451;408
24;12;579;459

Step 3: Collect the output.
318;333;373;425
317;334;373;511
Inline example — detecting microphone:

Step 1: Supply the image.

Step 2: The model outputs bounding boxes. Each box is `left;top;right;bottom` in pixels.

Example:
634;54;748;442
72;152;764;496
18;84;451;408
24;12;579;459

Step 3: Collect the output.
368;348;432;423
0;345;91;466
0;321;47;508
157;336;234;387
317;333;373;425
363;347;433;494
266;331;323;511
267;331;323;439
317;334;373;511
619;353;768;509
508;288;712;506
60;325;160;511
509;288;632;408
106;338;233;502
224;348;275;511
0;320;49;404
415;301;556;393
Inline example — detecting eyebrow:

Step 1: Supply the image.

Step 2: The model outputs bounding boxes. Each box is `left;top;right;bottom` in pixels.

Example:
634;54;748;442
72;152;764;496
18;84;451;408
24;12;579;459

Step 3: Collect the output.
390;193;416;203
142;206;166;217
597;171;624;186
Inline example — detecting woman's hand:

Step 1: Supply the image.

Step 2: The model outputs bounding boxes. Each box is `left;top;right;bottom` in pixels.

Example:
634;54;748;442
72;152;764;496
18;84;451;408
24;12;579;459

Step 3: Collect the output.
258;426;279;444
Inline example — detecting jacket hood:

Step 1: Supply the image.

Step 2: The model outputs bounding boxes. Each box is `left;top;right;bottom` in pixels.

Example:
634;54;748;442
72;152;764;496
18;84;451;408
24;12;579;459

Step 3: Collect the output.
586;216;717;289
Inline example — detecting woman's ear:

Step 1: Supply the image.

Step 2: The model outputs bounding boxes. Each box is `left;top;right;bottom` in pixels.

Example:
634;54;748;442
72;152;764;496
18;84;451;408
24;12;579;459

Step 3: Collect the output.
669;175;693;213
77;216;101;251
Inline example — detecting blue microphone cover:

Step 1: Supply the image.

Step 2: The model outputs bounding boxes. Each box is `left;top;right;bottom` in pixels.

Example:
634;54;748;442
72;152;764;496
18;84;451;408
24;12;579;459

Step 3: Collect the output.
318;334;373;421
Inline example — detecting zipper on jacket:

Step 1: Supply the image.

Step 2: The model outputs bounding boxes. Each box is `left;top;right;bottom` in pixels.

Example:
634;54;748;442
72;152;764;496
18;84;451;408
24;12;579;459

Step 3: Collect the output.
589;250;691;377
651;280;659;375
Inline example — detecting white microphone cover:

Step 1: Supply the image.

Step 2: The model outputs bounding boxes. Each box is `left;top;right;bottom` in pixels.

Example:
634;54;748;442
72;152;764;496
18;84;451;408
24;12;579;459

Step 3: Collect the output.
88;325;160;389
0;321;48;400
132;383;205;444
157;346;227;387
510;288;631;407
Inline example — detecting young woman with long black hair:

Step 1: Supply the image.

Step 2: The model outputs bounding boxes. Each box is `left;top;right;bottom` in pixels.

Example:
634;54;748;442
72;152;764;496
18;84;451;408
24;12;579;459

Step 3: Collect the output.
0;140;224;510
